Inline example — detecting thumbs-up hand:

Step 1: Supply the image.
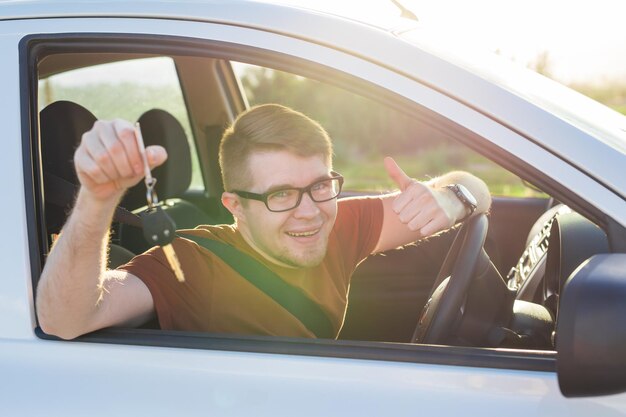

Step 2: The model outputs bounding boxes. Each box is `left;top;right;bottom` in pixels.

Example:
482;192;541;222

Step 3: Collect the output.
384;156;463;237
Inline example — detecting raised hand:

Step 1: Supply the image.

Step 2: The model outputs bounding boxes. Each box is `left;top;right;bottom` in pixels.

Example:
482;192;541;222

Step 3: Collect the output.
384;156;461;237
74;119;167;202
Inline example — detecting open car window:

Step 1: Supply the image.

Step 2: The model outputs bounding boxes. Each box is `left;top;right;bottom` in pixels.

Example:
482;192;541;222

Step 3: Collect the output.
28;34;615;375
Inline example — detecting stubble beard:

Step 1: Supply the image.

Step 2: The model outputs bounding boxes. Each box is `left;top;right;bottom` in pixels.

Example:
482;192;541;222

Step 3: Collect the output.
277;234;329;268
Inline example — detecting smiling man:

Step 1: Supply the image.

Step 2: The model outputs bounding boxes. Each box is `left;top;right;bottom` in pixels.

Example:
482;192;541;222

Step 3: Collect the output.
36;104;490;340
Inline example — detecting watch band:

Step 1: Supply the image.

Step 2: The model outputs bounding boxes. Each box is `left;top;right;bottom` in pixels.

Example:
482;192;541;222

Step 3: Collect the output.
444;184;477;222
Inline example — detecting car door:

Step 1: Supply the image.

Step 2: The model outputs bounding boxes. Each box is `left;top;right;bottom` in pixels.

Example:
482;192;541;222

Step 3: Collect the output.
6;4;626;415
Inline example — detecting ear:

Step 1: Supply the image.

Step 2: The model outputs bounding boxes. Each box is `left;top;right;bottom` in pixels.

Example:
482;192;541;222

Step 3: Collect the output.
221;191;246;222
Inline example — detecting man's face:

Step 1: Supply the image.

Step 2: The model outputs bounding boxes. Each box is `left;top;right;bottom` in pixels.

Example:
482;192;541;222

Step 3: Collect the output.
233;150;338;268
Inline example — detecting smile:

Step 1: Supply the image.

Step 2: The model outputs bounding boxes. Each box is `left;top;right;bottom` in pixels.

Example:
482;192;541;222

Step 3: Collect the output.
286;228;321;238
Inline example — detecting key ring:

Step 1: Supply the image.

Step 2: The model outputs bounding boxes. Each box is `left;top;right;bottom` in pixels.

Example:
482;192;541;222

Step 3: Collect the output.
145;177;159;209
134;122;159;209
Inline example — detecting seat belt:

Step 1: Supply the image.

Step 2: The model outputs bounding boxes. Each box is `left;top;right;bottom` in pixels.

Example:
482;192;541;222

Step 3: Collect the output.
45;173;142;227
180;233;335;339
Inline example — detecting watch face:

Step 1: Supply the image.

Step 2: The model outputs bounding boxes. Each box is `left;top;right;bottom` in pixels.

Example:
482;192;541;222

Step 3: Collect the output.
456;184;478;208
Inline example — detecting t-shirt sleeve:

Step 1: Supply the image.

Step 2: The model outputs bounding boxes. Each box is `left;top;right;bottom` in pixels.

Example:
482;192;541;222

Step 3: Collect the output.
116;237;201;329
333;196;384;268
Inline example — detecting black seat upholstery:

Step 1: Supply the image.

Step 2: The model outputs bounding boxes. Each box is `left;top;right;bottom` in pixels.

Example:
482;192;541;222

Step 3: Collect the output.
40;100;135;268
41;100;95;234
120;109;217;254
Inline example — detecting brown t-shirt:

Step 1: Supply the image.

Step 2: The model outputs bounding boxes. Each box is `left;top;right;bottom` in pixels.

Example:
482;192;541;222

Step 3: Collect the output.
118;197;383;338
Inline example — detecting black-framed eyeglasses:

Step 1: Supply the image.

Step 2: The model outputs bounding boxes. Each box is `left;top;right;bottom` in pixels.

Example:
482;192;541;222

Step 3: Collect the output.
232;172;344;212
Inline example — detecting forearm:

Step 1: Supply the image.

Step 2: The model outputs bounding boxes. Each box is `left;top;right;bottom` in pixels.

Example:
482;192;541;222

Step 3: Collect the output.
36;188;121;339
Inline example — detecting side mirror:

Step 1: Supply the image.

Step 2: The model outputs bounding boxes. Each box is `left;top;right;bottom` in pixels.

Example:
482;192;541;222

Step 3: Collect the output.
556;254;626;397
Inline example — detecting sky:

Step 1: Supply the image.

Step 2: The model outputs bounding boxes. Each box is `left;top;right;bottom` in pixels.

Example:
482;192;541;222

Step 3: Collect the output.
275;0;626;85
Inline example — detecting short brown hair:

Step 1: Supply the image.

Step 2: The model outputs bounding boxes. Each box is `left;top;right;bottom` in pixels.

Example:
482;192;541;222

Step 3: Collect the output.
219;104;333;191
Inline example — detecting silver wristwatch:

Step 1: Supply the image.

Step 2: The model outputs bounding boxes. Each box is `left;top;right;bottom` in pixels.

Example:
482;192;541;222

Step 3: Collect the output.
444;184;477;222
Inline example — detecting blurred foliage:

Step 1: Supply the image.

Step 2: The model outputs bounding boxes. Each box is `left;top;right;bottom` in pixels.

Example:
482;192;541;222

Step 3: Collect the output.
239;67;440;164
239;64;546;196
568;80;626;115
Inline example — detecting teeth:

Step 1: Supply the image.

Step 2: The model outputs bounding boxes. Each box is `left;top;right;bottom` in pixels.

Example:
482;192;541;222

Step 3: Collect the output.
287;229;318;237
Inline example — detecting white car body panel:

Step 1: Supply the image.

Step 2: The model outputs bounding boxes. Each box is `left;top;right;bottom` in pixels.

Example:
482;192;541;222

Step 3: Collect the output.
0;33;35;341
0;2;625;415
0;340;607;416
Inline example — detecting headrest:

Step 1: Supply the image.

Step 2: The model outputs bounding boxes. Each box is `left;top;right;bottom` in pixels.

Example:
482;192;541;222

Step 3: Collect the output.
40;101;97;233
121;109;192;209
41;100;96;184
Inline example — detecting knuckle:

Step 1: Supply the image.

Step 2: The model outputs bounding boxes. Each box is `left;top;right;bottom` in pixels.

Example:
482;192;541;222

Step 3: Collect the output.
80;130;97;146
95;151;110;166
107;140;124;156
93;120;108;131
119;130;135;145
85;166;101;179
114;119;135;135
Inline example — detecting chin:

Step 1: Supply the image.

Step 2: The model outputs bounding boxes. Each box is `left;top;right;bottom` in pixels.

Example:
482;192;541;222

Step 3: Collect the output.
283;248;327;268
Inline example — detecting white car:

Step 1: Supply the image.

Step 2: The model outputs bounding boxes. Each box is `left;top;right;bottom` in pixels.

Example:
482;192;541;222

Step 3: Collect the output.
1;1;625;415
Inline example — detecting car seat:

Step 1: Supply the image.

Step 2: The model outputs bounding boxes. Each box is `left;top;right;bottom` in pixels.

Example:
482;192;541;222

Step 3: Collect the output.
40;100;135;268
119;108;217;254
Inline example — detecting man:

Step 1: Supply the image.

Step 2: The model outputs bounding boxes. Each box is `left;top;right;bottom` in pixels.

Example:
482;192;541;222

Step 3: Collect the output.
36;104;490;340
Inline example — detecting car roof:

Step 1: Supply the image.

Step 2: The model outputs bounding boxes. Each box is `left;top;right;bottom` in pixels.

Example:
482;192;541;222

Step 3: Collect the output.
0;0;413;32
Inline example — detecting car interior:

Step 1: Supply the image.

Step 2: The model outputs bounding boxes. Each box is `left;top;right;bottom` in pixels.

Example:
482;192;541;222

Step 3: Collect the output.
31;42;614;353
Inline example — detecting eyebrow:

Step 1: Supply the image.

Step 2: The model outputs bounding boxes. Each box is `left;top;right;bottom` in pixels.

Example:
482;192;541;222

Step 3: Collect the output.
264;173;333;194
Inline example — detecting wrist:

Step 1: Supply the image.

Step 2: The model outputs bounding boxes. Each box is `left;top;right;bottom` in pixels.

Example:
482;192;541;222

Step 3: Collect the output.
73;187;123;223
443;184;477;223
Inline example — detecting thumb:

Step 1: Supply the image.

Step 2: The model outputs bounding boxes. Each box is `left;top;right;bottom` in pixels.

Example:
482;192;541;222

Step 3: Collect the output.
384;156;413;191
146;145;168;169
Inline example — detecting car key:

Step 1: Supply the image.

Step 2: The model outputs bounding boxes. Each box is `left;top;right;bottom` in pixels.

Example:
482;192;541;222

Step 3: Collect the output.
141;206;185;282
135;123;185;282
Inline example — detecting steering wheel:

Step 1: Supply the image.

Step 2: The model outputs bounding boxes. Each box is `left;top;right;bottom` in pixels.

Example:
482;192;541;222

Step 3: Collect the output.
412;214;489;344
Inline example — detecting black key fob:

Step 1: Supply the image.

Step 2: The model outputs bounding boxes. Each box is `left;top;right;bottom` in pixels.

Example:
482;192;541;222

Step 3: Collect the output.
141;205;177;247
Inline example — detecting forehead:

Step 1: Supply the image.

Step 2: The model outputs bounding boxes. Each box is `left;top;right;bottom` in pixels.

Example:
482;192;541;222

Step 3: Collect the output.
246;150;330;191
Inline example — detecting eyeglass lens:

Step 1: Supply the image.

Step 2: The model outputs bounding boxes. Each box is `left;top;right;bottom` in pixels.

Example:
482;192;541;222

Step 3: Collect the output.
266;178;341;211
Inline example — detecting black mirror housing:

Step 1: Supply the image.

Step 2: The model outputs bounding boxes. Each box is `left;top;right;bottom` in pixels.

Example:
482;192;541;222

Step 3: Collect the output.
556;254;626;397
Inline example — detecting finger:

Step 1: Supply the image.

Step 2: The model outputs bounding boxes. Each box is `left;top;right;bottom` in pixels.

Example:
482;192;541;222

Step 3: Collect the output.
80;127;118;182
384;156;413;191
391;180;429;214
408;215;431;233
420;216;449;237
98;121;135;179
145;145;168;169
396;198;424;224
75;146;111;185
112;119;144;176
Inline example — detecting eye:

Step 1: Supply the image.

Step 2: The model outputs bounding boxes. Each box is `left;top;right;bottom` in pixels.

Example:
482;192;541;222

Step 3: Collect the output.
311;181;330;192
268;189;297;201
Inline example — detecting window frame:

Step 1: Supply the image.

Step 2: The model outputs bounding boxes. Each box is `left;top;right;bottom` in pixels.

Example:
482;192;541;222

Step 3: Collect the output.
27;31;615;373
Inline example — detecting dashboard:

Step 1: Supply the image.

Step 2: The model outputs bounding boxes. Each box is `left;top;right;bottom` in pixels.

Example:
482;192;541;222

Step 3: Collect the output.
501;205;610;348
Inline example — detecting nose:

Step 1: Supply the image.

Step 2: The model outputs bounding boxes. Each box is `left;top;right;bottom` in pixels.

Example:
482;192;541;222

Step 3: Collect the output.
293;191;320;219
